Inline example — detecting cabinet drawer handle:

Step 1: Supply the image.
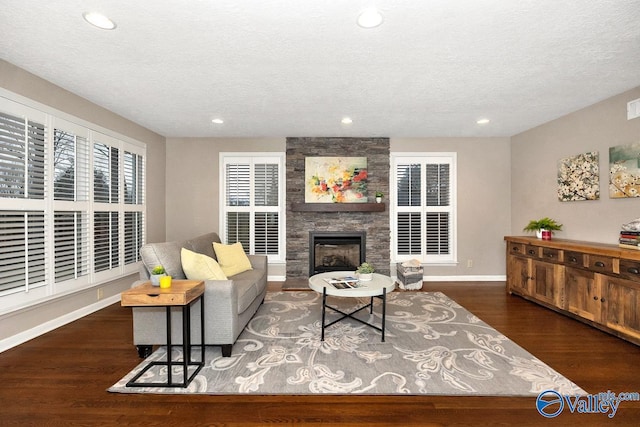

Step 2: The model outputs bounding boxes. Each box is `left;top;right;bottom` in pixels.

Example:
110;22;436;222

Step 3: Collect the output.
627;267;640;275
546;253;555;258
528;250;536;255
594;261;605;268
593;296;598;300
569;257;578;263
512;246;520;252
601;298;606;303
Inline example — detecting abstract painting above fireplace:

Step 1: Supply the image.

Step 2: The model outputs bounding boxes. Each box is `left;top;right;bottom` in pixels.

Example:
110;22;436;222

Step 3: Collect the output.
305;157;368;203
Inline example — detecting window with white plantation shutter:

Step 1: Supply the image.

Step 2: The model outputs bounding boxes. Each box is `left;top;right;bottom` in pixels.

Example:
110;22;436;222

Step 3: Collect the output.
0;93;146;314
392;153;456;264
0;211;46;293
124;211;144;264
94;211;119;273
94;142;119;203
124;151;144;205
221;154;285;262
0;111;46;199
54;212;88;282
124;151;144;265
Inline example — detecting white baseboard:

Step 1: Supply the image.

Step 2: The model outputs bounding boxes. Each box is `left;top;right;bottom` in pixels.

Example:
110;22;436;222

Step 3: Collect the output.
0;294;121;353
268;275;287;282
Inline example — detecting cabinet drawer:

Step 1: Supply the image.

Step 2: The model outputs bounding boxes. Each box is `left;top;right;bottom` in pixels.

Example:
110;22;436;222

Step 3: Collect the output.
564;251;584;267
588;255;614;274
508;243;526;256
524;245;539;258
619;260;640;282
541;248;560;262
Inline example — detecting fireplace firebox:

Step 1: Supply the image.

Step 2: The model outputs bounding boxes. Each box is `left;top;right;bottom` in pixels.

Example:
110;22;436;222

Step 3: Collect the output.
309;231;366;276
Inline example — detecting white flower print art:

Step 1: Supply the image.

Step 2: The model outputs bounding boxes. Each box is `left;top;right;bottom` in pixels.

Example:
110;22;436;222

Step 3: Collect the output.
557;151;599;201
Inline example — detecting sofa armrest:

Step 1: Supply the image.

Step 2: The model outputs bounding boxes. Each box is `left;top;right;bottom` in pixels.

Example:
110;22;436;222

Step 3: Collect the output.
247;254;267;271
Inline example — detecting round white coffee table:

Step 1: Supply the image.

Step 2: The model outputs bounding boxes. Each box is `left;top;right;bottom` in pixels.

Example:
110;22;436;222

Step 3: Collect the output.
308;271;395;341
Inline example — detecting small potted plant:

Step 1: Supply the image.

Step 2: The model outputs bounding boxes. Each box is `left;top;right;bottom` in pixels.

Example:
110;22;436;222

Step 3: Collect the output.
356;262;375;281
523;217;563;239
375;191;383;203
150;265;166;287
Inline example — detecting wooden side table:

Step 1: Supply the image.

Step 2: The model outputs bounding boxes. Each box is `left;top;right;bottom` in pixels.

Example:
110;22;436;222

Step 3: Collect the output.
121;280;205;388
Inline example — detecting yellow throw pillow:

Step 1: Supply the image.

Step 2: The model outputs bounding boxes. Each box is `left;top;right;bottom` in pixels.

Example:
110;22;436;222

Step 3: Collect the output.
213;241;253;277
181;248;227;281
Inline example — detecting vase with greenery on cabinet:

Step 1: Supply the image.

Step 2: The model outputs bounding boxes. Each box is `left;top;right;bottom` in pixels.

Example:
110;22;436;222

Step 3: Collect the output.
523;217;563;239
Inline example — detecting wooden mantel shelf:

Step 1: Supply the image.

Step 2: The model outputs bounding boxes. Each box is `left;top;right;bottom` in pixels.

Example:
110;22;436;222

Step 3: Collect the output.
291;202;386;212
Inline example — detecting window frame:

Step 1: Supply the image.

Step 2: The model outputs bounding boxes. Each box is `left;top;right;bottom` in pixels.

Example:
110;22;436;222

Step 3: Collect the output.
219;152;286;263
0;89;146;314
390;152;457;265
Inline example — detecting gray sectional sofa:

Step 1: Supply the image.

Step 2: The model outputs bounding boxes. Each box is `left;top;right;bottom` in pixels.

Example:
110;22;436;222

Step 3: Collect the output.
130;232;268;357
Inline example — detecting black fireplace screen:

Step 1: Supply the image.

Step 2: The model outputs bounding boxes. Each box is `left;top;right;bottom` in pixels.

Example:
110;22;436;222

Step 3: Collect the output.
309;231;366;276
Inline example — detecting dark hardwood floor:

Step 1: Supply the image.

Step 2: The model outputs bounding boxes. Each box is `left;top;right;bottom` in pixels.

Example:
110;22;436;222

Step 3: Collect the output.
1;281;639;426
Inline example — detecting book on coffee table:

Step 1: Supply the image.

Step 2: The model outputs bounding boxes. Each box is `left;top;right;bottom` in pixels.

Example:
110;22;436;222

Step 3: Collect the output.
323;276;362;289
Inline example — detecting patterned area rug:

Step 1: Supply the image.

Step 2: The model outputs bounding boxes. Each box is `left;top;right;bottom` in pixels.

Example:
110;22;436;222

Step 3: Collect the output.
109;291;585;396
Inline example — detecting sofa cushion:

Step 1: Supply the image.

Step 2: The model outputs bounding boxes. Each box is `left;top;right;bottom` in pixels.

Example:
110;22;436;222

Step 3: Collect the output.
231;268;267;312
184;232;221;260
213;242;253;277
181;248;227;280
140;241;187;279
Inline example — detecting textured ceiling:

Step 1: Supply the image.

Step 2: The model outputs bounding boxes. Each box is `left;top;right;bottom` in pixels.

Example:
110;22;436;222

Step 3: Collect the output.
1;0;640;138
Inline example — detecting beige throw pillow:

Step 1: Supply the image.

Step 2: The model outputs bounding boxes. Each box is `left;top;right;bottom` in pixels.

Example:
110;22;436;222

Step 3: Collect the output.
181;248;227;281
212;241;253;277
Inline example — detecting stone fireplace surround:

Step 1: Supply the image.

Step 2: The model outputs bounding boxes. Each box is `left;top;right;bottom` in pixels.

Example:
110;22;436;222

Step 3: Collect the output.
286;137;390;279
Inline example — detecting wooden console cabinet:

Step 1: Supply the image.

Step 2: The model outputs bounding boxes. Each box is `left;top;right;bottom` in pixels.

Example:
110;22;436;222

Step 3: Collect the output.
505;236;640;346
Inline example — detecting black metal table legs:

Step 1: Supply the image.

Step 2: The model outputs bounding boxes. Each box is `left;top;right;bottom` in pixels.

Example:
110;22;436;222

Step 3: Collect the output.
320;287;388;342
126;294;205;388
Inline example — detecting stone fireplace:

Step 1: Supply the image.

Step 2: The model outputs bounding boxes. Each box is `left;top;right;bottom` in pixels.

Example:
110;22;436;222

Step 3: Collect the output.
309;231;366;276
286;137;390;279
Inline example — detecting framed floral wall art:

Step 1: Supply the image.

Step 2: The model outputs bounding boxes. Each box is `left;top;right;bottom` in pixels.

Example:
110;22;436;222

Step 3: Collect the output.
557;151;599;201
305;157;368;203
609;142;640;198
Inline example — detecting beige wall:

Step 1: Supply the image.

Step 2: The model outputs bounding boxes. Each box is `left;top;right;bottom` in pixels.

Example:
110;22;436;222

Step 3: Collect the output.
0;60;167;350
166;137;510;278
392;138;512;277
165;137;286;241
511;86;640;243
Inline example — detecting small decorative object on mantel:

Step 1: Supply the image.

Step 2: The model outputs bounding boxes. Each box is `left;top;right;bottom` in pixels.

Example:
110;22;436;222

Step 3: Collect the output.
619;217;640;250
355;262;375;281
375;191;384;203
150;265;166;287
523;217;563;240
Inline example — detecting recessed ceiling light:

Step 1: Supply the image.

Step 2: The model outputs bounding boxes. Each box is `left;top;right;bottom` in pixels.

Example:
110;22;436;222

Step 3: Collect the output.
212;118;224;124
357;8;383;28
341;117;353;125
476;118;490;125
82;12;117;30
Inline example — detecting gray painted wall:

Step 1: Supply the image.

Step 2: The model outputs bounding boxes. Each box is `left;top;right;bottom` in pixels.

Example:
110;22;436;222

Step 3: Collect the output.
165;136;511;279
511;86;640;243
392;138;512;277
164;137;286;241
0;60;167;348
